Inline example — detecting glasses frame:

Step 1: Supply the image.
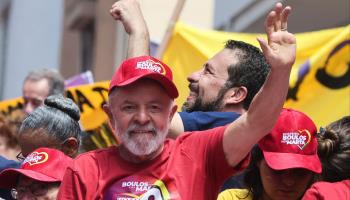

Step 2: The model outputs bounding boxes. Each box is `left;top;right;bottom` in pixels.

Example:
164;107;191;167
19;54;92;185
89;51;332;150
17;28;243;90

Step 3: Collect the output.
16;152;25;162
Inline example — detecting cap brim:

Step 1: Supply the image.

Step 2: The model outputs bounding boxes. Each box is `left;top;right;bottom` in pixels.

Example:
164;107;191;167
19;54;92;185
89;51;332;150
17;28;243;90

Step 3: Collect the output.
0;168;60;188
263;151;322;173
110;72;179;98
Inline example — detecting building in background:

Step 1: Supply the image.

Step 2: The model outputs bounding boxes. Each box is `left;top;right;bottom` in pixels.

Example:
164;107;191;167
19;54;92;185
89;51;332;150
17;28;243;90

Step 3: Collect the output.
0;0;348;100
0;0;213;100
215;0;349;33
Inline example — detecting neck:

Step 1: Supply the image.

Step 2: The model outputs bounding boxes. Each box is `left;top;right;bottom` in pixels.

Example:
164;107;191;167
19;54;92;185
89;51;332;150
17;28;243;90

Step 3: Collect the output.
118;144;164;164
222;105;246;114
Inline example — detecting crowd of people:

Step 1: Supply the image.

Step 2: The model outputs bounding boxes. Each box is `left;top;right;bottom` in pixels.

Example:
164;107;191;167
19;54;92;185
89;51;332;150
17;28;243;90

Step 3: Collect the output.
0;0;349;200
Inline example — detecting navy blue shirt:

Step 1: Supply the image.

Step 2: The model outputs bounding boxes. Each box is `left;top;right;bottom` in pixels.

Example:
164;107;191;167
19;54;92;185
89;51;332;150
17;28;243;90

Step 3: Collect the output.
179;111;240;131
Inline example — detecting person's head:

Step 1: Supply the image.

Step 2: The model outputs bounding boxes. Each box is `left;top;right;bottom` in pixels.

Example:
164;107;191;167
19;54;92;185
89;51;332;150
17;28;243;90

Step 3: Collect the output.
317;116;350;182
0;115;20;160
0;147;72;200
18;95;81;158
183;40;270;113
244;108;321;200
22;68;65;114
103;56;178;163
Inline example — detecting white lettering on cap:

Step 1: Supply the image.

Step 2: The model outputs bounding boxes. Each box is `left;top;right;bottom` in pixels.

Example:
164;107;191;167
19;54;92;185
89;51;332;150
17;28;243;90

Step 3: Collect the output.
281;130;311;150
136;60;165;75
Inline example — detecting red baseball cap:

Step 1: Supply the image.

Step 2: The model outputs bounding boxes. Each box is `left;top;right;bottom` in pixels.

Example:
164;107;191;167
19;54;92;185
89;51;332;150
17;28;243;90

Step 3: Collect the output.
0;148;72;188
258;108;322;173
109;56;179;98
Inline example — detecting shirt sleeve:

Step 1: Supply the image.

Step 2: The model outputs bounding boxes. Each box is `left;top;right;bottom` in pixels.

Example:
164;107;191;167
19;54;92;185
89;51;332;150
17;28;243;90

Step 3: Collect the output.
57;166;87;200
302;186;322;200
58;155;99;200
179;111;240;131
178;126;249;188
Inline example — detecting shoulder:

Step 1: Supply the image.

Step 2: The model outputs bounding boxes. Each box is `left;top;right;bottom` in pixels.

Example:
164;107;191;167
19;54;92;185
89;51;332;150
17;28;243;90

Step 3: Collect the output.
218;189;252;200
0;156;20;171
179;111;240;118
178;125;228;142
311;180;350;191
72;147;118;168
303;180;350;200
179;111;240;131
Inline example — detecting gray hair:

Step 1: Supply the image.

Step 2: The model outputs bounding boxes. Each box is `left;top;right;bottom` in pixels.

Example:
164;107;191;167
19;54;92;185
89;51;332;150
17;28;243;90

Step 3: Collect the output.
19;95;81;143
24;68;65;95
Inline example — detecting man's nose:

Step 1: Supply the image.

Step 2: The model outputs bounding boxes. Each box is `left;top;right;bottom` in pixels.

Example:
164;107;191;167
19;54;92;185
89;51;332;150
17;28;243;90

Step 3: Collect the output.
187;69;202;83
134;109;150;125
24;102;34;115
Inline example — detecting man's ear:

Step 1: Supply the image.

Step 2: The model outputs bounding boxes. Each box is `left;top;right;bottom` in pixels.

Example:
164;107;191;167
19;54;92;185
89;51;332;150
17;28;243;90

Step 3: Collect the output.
103;104;115;128
169;104;178;123
62;137;79;157
225;86;247;105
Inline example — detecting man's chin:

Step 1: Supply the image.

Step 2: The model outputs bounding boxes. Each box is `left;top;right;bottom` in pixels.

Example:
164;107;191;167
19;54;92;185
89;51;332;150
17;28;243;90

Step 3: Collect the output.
124;134;165;156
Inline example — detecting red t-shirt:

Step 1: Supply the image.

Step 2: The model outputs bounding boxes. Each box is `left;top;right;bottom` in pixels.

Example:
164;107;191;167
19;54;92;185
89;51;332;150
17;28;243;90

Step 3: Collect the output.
302;180;350;200
58;126;249;200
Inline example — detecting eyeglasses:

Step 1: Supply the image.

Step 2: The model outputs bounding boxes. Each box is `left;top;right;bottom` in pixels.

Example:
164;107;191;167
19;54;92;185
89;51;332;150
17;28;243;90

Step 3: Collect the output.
11;182;60;199
11;183;49;199
16;152;25;162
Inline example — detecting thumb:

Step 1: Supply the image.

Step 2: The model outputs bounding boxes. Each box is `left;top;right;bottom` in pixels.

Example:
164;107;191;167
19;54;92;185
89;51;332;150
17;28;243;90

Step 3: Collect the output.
257;37;270;56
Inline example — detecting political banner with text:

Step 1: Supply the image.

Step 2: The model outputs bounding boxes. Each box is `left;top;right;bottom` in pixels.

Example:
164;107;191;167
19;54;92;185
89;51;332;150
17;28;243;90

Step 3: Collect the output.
1;24;349;130
0;81;109;131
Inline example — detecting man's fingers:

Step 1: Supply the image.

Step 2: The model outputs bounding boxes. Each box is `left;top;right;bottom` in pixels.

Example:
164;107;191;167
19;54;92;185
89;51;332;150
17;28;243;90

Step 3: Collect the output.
273;2;283;31
110;6;122;20
281;6;291;31
265;11;276;37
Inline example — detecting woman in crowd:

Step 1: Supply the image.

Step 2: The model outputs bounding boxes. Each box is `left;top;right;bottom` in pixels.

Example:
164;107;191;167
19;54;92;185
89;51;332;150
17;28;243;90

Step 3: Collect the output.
17;94;81;159
0;147;72;200
302;116;350;199
218;108;321;200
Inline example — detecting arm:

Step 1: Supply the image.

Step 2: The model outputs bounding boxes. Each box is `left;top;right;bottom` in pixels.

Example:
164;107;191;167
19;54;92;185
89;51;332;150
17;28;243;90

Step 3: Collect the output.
110;0;150;58
168;112;184;139
223;3;296;166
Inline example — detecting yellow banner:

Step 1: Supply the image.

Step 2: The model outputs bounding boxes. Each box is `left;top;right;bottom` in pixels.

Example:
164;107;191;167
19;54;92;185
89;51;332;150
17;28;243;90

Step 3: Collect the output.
162;22;350;127
1;24;349;130
0;81;109;131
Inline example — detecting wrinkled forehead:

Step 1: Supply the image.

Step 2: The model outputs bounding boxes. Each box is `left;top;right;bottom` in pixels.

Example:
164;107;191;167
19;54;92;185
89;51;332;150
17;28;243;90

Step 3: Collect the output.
23;79;50;97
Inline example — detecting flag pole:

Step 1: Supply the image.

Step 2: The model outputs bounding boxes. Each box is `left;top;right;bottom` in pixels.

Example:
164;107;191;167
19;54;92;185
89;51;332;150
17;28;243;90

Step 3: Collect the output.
155;0;187;59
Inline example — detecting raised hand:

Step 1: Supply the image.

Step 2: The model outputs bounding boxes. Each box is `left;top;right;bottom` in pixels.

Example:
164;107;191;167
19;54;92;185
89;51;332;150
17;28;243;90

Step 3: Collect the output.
257;2;296;70
110;0;147;36
110;0;150;57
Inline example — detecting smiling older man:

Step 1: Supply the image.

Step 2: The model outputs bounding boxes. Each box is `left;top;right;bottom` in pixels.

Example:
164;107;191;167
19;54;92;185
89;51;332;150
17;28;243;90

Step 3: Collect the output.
58;2;296;199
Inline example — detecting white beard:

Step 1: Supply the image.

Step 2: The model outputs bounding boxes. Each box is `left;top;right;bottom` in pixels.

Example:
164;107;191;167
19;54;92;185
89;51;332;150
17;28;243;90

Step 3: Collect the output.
117;122;168;157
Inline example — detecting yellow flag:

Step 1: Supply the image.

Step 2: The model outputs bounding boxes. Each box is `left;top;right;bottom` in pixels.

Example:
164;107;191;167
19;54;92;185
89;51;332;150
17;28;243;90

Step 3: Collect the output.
162;22;350;127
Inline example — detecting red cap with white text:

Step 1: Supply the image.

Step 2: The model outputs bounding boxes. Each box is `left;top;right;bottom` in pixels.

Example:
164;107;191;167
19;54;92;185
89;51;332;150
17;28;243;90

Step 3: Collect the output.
109;56;178;98
258;108;322;173
0;148;72;188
